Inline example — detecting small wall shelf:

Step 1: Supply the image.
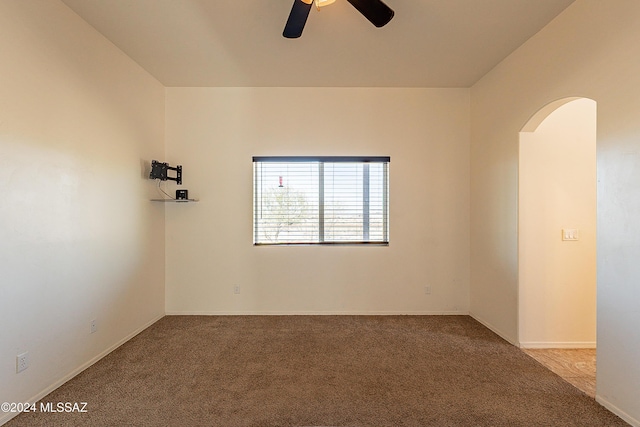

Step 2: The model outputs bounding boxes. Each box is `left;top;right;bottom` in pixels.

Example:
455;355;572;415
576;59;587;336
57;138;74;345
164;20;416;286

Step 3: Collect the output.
151;199;199;203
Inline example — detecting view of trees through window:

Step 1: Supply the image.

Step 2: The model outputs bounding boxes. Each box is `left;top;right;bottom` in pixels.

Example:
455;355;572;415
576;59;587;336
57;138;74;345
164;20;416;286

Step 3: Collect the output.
253;157;389;244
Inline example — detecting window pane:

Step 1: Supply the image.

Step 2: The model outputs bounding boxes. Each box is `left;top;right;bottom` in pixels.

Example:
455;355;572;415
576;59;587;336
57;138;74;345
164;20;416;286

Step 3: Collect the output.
253;157;389;245
254;162;319;243
324;163;364;242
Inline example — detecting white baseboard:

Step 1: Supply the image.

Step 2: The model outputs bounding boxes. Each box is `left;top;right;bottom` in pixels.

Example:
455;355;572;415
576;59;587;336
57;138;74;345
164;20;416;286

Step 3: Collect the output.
519;341;596;349
0;314;164;427
469;312;517;345
596;395;640;427
164;310;469;316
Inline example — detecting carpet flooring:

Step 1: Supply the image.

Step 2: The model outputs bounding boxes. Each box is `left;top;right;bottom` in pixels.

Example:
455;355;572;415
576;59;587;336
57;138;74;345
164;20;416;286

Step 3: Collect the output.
6;315;628;426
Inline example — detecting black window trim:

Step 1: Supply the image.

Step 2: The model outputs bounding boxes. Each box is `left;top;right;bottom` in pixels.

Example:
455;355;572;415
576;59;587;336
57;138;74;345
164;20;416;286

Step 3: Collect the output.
252;156;390;163
253;156;390;246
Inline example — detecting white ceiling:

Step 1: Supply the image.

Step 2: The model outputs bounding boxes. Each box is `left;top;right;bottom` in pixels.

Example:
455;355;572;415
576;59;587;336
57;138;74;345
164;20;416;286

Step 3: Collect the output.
61;0;575;88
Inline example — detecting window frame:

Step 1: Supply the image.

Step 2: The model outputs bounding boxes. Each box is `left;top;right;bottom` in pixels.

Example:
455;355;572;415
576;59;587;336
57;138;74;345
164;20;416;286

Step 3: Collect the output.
253;156;390;246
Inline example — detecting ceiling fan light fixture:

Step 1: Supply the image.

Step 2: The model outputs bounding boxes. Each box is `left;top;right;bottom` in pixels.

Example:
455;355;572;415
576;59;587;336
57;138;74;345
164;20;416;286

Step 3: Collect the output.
314;0;336;10
284;0;393;39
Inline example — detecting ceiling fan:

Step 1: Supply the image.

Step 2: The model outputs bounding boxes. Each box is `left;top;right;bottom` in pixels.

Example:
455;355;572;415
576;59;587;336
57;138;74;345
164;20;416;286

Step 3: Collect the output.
283;0;394;38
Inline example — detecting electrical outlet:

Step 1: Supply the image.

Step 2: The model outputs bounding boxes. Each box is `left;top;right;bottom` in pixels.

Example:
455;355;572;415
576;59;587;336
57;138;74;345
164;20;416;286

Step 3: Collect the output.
233;284;241;294
16;352;29;373
424;286;431;295
90;319;97;334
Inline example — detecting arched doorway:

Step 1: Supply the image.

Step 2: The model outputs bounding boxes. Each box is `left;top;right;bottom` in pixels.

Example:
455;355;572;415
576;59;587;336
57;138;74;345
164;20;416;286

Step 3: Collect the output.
518;97;597;346
518;97;597;396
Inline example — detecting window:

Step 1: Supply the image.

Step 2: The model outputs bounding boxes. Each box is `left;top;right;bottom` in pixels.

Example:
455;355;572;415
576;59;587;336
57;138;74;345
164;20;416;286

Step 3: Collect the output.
253;156;389;245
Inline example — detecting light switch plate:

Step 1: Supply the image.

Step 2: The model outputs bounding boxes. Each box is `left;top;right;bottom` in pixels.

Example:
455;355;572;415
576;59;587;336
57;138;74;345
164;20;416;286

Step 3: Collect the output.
562;228;579;241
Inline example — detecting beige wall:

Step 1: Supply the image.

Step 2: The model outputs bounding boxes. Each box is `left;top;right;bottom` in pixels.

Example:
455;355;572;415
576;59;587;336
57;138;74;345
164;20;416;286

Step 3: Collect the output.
4;0;639;425
0;1;165;420
165;88;470;314
470;0;640;423
518;98;597;348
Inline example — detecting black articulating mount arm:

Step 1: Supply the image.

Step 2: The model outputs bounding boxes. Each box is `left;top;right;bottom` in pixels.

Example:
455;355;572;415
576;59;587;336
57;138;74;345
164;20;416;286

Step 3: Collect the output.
149;160;182;185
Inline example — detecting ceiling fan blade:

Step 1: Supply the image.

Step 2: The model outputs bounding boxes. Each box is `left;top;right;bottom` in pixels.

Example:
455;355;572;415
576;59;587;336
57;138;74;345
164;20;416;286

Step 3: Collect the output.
283;0;313;38
346;0;394;28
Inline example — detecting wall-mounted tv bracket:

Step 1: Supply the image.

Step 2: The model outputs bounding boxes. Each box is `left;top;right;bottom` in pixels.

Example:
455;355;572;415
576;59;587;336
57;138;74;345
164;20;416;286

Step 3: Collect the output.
149;160;182;185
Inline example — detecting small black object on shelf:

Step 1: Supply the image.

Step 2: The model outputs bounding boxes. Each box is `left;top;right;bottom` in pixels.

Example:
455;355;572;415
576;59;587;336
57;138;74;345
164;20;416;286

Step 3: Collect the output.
176;189;188;200
149;160;182;185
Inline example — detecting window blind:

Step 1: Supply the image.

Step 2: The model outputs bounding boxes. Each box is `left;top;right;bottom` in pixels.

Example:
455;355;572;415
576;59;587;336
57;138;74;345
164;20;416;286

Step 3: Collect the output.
253;156;389;245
